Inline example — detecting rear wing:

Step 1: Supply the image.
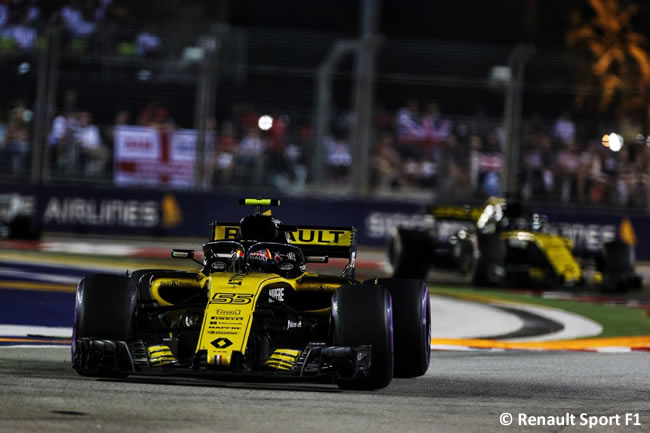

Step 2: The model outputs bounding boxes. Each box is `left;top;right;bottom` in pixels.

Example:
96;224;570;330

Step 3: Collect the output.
428;205;482;222
210;223;358;277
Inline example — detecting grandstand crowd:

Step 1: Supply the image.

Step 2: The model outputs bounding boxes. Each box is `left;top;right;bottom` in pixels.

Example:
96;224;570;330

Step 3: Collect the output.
0;0;166;57
1;1;648;208
2;92;649;209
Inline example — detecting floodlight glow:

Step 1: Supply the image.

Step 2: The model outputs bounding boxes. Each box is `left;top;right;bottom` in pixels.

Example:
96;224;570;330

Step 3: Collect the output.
601;134;609;148
258;115;273;131
609;133;622;152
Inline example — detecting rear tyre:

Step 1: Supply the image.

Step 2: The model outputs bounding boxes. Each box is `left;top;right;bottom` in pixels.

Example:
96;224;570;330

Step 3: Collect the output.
332;284;393;390
72;274;135;377
389;229;431;279
370;278;430;378
598;240;642;291
472;233;504;286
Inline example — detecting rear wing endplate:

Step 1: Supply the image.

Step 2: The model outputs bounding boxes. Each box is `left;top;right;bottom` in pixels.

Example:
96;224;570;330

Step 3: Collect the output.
428;205;482;222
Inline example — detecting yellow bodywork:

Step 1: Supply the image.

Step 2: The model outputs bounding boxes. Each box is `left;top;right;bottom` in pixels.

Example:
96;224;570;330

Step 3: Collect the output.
147;345;177;366
196;272;283;366
212;224;354;247
264;348;302;371
502;231;582;284
148;271;344;368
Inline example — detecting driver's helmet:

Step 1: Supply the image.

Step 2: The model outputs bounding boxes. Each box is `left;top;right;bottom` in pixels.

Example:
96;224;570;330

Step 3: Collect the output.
247;242;306;278
203;241;245;273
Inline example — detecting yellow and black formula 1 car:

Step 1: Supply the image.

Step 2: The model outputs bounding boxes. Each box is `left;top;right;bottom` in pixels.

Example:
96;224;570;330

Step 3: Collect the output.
72;199;431;390
389;197;642;290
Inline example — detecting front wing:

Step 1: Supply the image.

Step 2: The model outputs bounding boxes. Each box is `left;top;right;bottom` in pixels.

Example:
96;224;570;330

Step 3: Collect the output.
73;339;371;382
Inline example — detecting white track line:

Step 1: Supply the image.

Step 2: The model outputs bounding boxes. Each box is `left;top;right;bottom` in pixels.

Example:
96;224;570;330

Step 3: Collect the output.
431;295;523;338
0;267;80;285
498;303;603;342
0;325;72;338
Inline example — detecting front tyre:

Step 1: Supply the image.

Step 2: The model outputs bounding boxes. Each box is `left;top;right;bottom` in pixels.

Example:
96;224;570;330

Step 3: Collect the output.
332;284;393;390
72;274;135;377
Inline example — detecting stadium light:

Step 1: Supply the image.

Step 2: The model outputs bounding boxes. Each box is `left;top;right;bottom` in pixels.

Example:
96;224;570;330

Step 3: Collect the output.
258;115;273;131
609;132;623;152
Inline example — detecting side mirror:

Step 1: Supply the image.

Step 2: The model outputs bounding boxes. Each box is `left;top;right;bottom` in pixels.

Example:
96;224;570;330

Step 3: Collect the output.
306;256;328;264
171;249;195;259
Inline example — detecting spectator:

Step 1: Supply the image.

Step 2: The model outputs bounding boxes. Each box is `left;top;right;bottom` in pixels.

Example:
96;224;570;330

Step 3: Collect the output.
49;90;80;176
266;114;288;182
49;111;77;176
395;98;424;155
552;112;576;145
60;0;97;39
234;103;259;136
522;133;554;200
137;99;169;127
578;140;605;204
235;127;265;185
4;103;31;176
468;133;482;194
135;24;161;57
373;104;393;132
282;119;312;192
1;15;36;50
422;102;451;147
372;132;402;190
477;132;503;197
629;145;650;208
325;130;351;183
76;111;108;177
211;122;238;186
614;147;634;207
555;140;580;203
105;108;129;152
439;134;470;197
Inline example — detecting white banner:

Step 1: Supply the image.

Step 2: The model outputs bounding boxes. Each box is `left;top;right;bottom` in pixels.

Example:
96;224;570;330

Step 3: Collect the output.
114;126;213;188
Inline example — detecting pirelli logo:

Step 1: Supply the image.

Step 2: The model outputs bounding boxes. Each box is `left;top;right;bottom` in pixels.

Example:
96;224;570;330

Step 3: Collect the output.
213;224;353;247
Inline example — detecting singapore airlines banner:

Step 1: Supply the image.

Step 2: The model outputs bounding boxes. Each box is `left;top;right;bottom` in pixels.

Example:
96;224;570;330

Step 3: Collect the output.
114;126;211;187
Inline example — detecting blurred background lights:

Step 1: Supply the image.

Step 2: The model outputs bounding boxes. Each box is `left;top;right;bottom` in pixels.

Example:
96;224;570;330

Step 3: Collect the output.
137;69;151;81
17;62;30;74
258;115;273;131
601;134;609;147
608;132;623;152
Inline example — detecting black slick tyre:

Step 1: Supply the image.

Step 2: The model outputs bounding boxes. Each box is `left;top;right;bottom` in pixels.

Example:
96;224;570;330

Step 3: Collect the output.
72;274;135;376
472;233;504;286
389;229;431;279
332;284;394;390
370;278;431;378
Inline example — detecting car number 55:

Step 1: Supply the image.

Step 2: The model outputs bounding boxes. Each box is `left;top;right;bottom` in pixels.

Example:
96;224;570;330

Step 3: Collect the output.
210;293;255;304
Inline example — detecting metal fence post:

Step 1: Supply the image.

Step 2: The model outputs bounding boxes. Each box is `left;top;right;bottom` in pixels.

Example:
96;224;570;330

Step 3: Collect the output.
31;26;60;183
502;44;535;198
350;0;381;195
194;24;228;190
311;40;359;186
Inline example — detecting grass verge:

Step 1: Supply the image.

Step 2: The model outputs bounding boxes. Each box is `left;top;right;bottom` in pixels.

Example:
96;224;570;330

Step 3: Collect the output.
429;286;650;338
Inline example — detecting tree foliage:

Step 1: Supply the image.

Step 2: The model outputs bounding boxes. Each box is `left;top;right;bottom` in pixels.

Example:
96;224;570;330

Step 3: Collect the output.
566;0;650;114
